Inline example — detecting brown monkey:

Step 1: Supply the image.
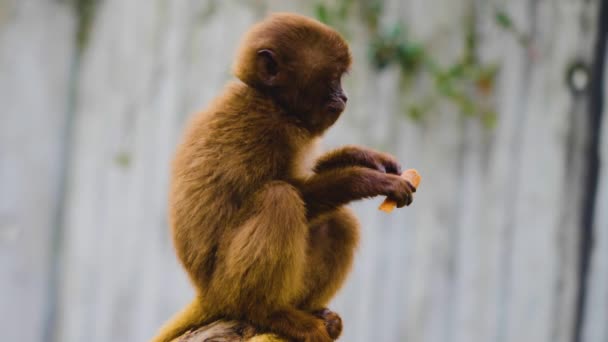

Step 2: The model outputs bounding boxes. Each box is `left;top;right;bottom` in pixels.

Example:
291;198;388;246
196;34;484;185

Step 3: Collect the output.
152;13;414;342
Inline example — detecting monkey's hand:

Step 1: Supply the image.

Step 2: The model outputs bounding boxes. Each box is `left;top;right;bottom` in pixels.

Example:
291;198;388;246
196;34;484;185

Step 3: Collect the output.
313;145;402;175
297;166;414;219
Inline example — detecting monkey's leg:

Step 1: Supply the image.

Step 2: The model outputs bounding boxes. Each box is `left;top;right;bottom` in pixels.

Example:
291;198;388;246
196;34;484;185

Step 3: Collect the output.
262;308;333;342
311;309;343;341
298;207;360;339
300;207;359;308
217;181;332;342
150;297;207;342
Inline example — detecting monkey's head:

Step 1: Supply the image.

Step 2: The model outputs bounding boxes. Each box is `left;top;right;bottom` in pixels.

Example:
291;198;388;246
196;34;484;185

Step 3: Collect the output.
234;13;352;134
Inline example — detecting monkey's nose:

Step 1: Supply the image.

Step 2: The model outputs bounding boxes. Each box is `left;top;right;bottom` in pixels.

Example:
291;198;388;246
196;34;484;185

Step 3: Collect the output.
339;94;348;103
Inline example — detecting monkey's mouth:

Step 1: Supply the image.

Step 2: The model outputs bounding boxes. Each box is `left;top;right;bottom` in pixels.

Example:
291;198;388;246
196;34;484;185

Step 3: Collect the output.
326;99;346;114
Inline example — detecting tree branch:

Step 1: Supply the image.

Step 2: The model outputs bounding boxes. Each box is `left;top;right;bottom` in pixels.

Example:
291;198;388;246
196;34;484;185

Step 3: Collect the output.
172;320;287;342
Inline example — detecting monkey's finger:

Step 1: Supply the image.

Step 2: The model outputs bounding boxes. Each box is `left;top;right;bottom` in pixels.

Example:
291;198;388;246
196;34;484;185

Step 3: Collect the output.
405;180;417;193
374;162;387;173
390;194;407;208
382;158;402;175
400;193;414;208
405;193;413;206
385;164;401;175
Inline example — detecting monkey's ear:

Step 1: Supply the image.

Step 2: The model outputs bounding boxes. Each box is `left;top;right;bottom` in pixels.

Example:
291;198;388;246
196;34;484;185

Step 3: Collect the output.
256;49;285;87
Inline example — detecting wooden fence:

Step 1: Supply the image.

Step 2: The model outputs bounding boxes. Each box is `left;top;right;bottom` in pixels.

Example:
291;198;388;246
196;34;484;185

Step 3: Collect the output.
1;0;606;341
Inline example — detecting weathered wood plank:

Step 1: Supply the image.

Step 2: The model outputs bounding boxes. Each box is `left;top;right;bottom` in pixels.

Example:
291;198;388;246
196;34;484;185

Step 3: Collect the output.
0;1;75;341
495;2;598;342
582;28;608;342
47;1;605;342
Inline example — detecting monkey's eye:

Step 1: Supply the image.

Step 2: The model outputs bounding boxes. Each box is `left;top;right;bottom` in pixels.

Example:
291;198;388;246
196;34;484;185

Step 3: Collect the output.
334;72;346;82
331;68;346;80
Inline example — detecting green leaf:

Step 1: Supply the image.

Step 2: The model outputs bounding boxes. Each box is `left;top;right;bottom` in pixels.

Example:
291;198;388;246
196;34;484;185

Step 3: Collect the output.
114;152;131;168
455;95;477;116
478;64;499;79
389;23;405;40
364;0;383;18
482;111;498;128
407;106;425;121
447;62;466;79
495;10;513;29
402;42;423;59
315;4;329;24
337;0;353;20
435;75;456;97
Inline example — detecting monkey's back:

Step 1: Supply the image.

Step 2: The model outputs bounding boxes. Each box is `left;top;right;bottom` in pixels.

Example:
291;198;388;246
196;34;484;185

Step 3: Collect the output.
168;82;306;290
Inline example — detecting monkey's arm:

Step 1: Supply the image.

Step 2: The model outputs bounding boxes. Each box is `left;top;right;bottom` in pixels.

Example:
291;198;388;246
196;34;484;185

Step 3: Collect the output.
313;145;402;175
297;166;413;219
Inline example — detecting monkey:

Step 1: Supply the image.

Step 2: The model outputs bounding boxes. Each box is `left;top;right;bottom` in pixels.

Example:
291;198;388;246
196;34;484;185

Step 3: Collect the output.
152;13;415;342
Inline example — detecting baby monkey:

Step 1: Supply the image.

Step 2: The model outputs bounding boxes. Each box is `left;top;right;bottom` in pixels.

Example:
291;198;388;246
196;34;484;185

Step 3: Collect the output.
152;13;415;342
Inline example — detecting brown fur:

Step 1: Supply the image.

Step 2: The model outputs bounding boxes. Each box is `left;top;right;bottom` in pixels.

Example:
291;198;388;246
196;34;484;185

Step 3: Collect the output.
152;13;414;342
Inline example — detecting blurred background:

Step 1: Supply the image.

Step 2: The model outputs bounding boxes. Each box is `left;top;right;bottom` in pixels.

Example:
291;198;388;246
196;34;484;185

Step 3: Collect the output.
1;0;607;341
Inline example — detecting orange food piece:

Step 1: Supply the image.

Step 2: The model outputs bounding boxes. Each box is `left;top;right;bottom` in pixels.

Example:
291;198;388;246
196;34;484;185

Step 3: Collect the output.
378;169;421;213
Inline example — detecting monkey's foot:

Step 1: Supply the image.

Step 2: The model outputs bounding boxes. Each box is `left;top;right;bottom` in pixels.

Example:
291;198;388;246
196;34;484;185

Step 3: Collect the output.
312;309;342;340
